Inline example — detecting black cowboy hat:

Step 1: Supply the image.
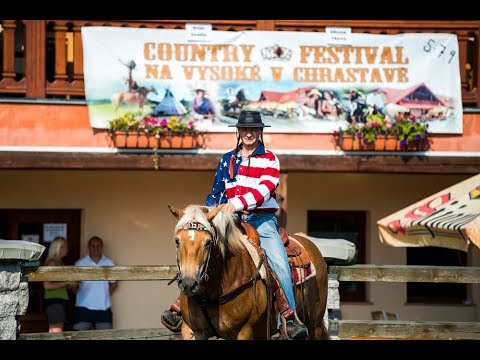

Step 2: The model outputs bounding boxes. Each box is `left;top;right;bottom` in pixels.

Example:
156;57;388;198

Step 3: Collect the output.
228;110;271;128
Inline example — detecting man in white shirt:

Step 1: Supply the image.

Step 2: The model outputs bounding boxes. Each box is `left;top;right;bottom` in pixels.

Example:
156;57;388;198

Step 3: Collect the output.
73;236;118;330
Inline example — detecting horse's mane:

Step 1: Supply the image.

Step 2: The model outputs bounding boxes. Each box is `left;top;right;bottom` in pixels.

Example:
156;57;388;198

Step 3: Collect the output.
175;205;245;258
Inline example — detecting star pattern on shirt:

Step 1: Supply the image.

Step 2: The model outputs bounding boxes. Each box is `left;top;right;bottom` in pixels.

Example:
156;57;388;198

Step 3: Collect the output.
236;158;241;164
223;161;227;167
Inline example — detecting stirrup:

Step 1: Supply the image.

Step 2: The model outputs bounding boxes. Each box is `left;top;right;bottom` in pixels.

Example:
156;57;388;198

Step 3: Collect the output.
279;313;309;340
161;310;183;333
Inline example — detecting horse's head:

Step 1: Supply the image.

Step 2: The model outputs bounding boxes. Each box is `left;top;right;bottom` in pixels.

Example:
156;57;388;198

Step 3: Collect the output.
169;204;226;296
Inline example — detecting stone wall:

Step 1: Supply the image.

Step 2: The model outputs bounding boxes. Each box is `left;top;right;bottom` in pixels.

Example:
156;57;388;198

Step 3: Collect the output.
0;263;29;340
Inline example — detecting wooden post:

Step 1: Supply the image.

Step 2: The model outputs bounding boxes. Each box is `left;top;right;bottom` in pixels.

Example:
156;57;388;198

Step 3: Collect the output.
0;20;17;83
24;20;46;97
256;20;274;31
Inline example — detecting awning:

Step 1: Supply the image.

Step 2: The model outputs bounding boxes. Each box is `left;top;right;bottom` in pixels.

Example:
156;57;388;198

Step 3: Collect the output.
377;173;480;252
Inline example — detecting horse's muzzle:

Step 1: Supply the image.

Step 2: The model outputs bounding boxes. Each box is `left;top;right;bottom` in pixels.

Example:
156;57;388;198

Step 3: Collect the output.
177;276;200;296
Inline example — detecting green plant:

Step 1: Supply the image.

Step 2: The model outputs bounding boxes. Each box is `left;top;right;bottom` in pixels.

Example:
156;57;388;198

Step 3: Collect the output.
108;111;199;136
108;110;143;131
334;113;429;148
334;119;388;145
388;114;429;148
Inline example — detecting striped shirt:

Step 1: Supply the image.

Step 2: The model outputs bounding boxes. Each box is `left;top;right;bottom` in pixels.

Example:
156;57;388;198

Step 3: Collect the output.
205;143;280;212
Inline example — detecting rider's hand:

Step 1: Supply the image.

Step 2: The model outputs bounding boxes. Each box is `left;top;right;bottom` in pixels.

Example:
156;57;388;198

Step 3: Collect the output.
223;202;236;213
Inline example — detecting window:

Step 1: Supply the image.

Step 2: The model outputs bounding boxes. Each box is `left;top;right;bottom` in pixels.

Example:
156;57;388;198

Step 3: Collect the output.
307;210;366;302
407;247;467;304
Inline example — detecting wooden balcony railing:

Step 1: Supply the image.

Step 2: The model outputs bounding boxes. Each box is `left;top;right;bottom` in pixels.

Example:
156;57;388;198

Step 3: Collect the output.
1;20;479;105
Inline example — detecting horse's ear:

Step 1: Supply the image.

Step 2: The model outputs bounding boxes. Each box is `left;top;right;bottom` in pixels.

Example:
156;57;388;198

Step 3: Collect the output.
206;204;225;222
168;205;184;220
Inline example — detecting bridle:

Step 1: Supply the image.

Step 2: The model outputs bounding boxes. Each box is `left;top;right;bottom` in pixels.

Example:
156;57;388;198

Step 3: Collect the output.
176;221;219;284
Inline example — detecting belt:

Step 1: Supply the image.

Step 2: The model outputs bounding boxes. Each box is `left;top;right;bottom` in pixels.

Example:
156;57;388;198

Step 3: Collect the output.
241;209;277;214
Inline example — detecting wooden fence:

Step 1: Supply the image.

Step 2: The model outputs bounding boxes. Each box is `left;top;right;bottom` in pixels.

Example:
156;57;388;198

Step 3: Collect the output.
18;264;480;340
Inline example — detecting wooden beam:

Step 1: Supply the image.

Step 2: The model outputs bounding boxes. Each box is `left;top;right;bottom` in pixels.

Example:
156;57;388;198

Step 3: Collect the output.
329;265;480;283
24;265;178;282
1;151;480;174
19;327;181;340
330;320;480;340
26;264;480;283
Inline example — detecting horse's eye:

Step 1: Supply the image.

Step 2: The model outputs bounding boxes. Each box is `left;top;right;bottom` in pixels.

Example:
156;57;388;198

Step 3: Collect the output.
204;239;213;248
174;238;180;246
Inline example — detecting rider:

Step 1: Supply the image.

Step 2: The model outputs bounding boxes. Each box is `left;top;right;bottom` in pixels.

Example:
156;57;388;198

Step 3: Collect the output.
119;59;139;93
161;110;309;340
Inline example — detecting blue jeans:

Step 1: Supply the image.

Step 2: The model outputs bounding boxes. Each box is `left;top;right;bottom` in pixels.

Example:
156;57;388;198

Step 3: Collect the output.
240;212;296;325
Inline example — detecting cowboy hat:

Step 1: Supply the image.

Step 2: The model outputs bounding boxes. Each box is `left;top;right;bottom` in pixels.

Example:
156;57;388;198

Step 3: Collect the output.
228;110;271;128
308;88;322;97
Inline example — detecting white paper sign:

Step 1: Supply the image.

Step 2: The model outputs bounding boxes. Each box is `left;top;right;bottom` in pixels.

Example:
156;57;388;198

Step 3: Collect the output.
325;27;352;46
43;223;67;243
186;23;212;43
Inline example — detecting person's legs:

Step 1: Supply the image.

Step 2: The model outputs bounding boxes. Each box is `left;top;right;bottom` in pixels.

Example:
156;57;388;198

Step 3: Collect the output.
73;321;93;331
245;212;308;340
45;302;66;332
73;306;94;331
95;322;113;330
253;215;296;312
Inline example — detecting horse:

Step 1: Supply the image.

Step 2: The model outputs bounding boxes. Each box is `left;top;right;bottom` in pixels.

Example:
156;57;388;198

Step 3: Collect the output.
168;203;329;340
111;86;157;112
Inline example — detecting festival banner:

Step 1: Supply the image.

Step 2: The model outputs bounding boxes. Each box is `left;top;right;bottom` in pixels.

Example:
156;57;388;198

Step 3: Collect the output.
81;27;463;133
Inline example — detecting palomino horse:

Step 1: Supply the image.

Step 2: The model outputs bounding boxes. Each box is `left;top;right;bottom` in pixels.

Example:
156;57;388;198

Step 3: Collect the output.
111;86;157;112
168;204;329;340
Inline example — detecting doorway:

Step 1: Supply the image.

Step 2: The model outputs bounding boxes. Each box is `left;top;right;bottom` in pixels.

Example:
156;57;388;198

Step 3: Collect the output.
0;209;81;333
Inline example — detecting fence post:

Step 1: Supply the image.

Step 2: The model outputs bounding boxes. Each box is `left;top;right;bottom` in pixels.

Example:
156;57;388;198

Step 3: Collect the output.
0;241;44;339
327;274;340;339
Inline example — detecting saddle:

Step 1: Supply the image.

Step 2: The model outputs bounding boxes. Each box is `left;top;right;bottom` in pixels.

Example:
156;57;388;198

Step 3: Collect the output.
235;221;312;269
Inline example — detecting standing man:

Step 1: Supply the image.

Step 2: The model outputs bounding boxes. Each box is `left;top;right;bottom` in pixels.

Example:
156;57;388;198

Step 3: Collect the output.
73;236;118;331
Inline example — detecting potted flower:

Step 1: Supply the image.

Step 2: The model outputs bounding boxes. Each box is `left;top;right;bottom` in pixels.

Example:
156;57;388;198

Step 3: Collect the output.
333;112;429;151
388;114;429;151
333;118;388;151
108;111;204;149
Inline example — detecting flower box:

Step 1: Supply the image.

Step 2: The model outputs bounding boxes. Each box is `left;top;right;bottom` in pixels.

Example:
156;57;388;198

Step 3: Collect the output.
110;131;204;149
336;134;428;152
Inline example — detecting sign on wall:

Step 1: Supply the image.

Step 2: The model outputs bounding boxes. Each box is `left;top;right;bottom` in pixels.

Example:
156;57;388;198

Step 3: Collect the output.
82;27;463;133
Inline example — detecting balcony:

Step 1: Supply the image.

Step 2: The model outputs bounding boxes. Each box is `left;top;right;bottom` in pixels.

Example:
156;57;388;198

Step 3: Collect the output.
0;20;479;105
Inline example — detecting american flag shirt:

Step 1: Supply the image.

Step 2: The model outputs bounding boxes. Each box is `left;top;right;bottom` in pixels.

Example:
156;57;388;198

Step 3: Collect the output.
205;143;280;212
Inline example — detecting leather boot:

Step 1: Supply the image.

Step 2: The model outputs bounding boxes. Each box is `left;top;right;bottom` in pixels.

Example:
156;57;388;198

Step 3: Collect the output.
272;274;309;340
161;297;182;333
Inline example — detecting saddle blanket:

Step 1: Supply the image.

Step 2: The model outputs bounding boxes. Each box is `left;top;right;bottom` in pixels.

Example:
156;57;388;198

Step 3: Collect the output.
292;262;316;286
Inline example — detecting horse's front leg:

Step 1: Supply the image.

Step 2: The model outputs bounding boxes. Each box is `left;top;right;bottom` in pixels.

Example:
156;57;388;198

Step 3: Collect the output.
180;321;195;340
180;321;209;340
236;325;254;340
